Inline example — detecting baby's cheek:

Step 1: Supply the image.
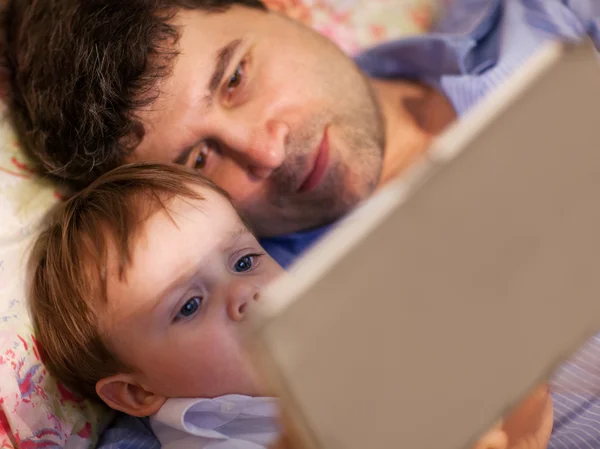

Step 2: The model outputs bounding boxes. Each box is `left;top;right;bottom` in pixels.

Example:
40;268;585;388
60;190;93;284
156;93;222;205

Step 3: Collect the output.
153;351;194;382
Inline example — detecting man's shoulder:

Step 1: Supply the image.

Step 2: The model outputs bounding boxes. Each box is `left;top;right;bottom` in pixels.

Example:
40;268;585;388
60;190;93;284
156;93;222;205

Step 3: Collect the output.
357;0;599;116
354;0;504;83
432;0;503;37
357;0;599;79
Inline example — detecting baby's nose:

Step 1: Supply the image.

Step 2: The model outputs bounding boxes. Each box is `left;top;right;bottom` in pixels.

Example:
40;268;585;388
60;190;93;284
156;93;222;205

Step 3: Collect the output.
227;284;261;322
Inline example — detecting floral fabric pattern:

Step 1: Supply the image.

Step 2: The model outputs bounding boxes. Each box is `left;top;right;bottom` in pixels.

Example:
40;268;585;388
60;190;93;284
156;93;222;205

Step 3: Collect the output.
263;0;447;53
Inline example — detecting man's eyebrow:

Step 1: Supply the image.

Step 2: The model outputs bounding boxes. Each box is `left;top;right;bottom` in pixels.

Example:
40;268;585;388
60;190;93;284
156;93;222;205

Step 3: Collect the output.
172;38;243;166
206;38;243;106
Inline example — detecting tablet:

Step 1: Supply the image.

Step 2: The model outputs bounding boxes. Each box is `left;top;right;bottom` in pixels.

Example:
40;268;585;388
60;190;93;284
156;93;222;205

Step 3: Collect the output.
250;41;600;449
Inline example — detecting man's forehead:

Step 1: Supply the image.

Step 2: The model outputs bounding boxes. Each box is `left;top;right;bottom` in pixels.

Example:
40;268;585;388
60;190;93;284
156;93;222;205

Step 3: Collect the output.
134;11;251;163
134;5;279;164
133;56;206;161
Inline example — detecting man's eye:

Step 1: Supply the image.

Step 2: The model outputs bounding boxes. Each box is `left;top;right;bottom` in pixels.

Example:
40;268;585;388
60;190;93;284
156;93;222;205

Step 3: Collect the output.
227;63;244;91
193;141;221;171
176;296;203;320
194;150;207;170
234;254;262;273
194;145;212;170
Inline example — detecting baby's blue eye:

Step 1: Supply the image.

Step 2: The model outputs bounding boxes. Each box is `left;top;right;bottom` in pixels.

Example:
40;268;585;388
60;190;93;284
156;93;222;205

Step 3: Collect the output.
178;296;202;318
234;255;254;273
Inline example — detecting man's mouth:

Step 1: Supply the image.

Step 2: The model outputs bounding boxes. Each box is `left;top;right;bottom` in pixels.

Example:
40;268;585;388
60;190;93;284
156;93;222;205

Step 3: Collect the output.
297;127;330;193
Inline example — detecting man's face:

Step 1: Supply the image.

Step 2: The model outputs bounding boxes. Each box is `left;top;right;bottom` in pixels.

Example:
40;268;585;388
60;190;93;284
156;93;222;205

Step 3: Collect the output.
132;6;385;236
102;188;284;401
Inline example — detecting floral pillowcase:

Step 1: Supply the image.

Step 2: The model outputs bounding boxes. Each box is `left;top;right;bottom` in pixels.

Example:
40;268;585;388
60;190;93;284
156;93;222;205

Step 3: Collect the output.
264;0;446;54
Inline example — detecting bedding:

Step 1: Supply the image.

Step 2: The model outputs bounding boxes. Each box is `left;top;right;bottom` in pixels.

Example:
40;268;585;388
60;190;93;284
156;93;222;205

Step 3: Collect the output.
263;0;450;53
0;0;443;447
0;102;110;449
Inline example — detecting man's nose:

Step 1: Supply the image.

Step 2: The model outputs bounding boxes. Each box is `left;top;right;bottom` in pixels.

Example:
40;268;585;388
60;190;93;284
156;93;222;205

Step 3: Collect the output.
227;283;261;322
232;119;288;180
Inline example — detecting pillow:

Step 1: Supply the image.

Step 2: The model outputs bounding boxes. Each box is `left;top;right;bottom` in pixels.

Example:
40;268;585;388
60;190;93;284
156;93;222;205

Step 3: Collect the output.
0;101;110;448
0;1;444;447
264;0;446;53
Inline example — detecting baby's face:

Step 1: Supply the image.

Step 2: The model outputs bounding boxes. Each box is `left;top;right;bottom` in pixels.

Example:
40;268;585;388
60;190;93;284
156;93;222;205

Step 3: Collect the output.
101;187;283;403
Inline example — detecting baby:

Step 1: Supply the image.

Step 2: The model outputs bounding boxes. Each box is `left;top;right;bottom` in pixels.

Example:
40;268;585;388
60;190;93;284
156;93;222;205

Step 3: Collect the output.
28;163;552;449
29;162;284;448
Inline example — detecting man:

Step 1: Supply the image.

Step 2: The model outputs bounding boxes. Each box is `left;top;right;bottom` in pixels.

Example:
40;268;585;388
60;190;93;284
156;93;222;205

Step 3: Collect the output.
4;0;600;447
5;0;599;267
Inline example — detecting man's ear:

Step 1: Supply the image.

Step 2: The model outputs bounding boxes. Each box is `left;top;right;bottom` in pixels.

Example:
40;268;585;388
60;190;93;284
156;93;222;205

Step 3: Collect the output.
96;374;167;417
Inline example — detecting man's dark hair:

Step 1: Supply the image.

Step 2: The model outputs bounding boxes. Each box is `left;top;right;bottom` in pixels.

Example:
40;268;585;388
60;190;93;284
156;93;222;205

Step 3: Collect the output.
3;0;266;187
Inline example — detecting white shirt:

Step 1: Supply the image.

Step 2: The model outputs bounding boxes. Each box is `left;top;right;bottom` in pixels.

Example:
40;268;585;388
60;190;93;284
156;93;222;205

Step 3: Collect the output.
150;395;280;449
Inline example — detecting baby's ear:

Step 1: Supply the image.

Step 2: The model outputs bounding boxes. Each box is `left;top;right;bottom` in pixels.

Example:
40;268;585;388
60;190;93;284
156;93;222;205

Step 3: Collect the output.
96;374;167;417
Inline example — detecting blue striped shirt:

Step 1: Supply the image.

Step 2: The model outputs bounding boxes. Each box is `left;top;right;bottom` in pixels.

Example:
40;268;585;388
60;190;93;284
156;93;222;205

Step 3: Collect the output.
99;1;600;447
